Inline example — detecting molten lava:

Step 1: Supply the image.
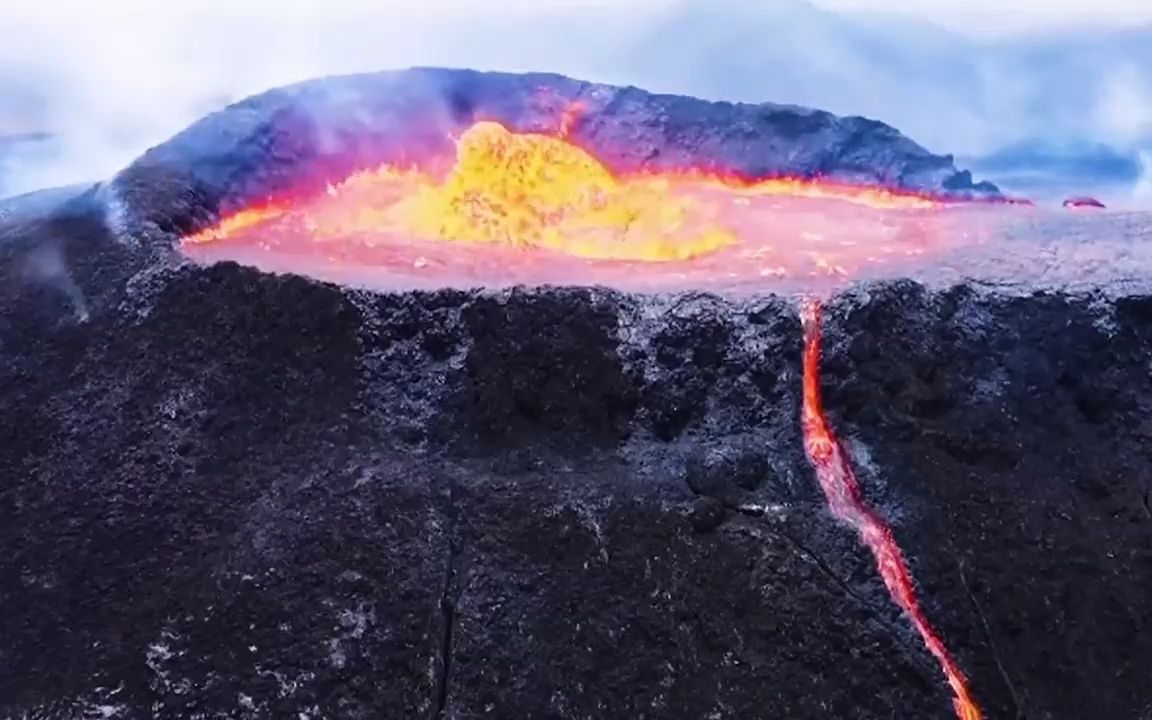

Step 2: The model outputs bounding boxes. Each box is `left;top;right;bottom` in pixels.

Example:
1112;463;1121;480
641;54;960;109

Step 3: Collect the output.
185;119;970;269
325;121;736;261
800;300;981;720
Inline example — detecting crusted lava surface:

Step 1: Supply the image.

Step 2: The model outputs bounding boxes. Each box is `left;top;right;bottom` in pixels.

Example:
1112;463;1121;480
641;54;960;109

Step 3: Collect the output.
2;69;1152;719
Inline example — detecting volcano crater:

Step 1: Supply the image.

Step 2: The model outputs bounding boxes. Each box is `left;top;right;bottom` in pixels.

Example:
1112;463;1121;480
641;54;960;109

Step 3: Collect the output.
1;68;1151;720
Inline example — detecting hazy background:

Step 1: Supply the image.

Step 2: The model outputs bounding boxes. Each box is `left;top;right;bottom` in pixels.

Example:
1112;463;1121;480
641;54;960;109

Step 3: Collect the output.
2;0;1151;203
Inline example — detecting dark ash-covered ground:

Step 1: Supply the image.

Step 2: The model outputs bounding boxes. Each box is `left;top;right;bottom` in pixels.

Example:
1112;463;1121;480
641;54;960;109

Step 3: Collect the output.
1;187;1151;720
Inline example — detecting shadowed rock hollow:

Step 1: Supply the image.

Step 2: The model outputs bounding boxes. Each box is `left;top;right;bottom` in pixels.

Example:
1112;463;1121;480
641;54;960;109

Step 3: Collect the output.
1;69;1150;720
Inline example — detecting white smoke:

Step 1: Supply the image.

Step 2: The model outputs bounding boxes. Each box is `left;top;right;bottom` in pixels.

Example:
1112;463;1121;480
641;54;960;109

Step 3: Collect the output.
1094;63;1152;146
1134;151;1152;205
19;240;89;321
0;3;435;194
0;0;660;196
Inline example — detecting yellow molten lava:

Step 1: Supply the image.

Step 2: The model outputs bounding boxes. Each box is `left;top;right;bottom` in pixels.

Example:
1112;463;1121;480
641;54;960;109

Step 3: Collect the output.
393;122;733;260
187;118;947;263
287;121;733;261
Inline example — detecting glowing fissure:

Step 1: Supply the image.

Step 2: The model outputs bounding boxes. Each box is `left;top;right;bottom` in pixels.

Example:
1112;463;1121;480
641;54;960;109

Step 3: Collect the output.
800;299;981;720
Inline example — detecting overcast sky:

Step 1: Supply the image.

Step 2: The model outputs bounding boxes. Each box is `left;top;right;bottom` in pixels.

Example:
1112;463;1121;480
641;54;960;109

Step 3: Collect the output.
3;0;1152;195
4;0;1152;36
813;0;1152;34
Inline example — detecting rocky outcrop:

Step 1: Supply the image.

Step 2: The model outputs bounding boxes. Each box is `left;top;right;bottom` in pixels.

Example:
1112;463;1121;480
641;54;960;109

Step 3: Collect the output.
1063;196;1107;209
112;67;999;240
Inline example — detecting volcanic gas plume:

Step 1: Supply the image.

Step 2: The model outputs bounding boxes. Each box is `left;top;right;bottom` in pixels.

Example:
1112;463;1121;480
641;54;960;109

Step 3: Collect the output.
801;300;980;720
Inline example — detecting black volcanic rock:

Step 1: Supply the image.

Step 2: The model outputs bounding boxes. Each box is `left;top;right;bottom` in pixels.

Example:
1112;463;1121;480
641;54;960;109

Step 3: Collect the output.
0;197;939;718
1063;195;1107;209
3;183;1152;719
818;283;1152;719
112;67;998;239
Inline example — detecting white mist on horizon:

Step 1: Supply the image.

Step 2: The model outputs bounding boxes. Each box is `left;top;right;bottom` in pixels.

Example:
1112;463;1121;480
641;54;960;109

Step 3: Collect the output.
2;0;1152;198
0;4;433;194
0;1;662;196
1095;63;1152;146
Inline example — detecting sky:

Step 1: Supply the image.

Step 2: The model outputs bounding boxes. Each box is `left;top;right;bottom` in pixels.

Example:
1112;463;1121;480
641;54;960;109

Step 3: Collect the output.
812;0;1152;34
2;0;1152;196
4;0;1152;36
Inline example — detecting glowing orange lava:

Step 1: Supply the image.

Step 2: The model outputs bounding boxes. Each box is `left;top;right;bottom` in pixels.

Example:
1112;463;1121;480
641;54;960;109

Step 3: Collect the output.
801;299;981;720
186;119;951;264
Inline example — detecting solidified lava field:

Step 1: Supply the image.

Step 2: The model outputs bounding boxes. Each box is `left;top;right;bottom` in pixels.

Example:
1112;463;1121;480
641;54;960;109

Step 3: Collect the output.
2;68;1152;720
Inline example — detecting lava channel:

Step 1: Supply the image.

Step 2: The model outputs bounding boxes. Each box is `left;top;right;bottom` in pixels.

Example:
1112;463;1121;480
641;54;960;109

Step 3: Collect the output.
800;299;981;720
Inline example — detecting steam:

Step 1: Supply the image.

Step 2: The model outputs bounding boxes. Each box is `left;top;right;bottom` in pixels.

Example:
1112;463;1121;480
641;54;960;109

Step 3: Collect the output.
1087;62;1152;207
1094;63;1152;146
0;2;492;195
2;0;1152;198
18;240;89;322
1135;151;1152;203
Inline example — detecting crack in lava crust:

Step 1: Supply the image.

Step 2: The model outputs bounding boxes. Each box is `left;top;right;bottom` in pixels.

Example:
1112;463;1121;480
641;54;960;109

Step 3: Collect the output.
800;299;981;720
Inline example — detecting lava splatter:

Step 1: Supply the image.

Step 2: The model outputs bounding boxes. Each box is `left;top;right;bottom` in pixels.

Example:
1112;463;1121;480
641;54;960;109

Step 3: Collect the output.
800;298;981;720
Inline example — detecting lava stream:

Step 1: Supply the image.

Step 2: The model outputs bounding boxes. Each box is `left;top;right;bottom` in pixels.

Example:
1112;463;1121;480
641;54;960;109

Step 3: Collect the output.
800;299;981;720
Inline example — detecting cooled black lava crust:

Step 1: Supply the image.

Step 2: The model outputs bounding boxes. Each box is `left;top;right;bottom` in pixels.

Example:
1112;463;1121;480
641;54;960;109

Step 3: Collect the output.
1;186;1151;719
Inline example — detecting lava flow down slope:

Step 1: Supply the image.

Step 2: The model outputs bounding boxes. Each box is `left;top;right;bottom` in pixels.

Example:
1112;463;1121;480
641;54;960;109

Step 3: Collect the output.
3;68;1152;720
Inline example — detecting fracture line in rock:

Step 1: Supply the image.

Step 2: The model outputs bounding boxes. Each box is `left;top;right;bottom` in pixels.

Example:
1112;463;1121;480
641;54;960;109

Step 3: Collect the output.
799;298;981;720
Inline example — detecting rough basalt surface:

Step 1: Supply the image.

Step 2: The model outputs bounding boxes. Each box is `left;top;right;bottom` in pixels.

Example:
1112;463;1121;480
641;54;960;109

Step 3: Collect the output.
110;67;998;241
2;185;1152;719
